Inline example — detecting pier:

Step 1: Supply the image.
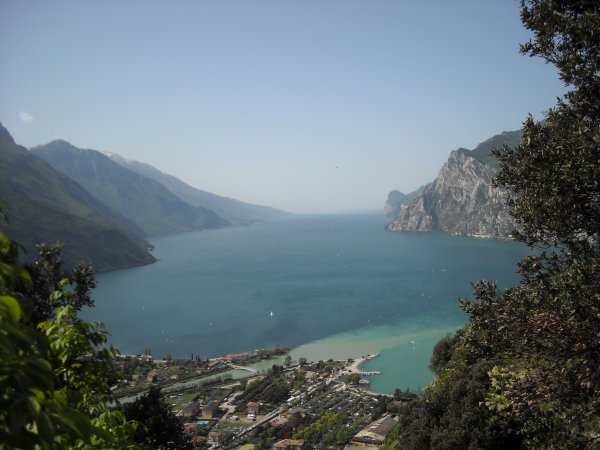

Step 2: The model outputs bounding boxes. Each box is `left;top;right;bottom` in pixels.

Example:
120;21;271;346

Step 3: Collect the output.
344;354;382;377
357;370;382;376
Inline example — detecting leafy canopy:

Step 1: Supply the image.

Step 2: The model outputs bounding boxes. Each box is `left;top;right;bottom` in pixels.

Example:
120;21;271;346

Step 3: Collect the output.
0;228;141;448
389;1;600;449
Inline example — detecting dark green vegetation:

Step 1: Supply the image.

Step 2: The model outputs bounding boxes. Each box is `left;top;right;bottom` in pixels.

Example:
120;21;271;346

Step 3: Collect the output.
106;152;290;226
0;125;155;272
386;1;599;448
234;371;290;410
1;226;194;448
456;129;522;168
0;228;143;448
31;140;229;236
293;412;364;448
123;386;193;450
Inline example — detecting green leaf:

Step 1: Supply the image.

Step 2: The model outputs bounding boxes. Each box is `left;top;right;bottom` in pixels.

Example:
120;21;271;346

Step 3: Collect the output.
0;295;22;322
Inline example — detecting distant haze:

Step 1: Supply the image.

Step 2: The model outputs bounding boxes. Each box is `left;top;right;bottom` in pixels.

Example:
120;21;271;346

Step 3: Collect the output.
0;1;564;214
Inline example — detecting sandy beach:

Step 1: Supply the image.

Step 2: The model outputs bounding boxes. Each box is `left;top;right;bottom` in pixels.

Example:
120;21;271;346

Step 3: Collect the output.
347;354;380;374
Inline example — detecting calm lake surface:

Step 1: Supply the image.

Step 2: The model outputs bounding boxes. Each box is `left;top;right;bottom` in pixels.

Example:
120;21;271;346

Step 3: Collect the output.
85;213;529;393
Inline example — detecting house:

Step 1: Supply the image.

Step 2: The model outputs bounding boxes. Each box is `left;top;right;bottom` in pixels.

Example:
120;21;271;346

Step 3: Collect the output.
247;401;260;414
207;359;221;369
181;400;201;418
221;351;254;362
182;423;199;435
191;436;206;445
283;407;306;418
273;439;304;450
146;371;158;383
208;431;221;444
201;402;219;419
351;415;397;446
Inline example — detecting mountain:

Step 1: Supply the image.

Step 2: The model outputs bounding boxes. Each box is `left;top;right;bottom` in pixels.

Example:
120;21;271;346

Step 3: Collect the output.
386;130;521;238
104;152;290;226
384;185;428;219
0;124;156;271
31;141;229;236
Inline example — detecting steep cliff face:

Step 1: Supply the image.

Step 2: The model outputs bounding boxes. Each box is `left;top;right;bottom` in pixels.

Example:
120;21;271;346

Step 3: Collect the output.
386;132;520;238
384;185;428;219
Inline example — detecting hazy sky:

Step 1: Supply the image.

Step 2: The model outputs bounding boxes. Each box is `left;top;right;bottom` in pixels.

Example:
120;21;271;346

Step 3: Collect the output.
0;1;565;214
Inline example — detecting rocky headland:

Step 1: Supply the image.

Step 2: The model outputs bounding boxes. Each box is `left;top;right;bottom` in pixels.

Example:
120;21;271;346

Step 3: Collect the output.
386;130;521;238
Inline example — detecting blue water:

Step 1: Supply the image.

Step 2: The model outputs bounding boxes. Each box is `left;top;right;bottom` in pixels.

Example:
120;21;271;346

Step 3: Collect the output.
84;213;529;392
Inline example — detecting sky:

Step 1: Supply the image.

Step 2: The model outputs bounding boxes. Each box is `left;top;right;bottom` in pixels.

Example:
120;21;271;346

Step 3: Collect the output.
0;1;565;214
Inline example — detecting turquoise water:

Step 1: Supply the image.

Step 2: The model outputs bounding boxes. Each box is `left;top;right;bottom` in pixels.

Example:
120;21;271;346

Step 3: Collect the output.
84;213;528;393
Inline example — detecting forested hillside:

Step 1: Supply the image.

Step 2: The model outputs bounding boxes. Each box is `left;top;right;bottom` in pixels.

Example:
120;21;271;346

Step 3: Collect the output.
384;1;600;448
0;124;156;272
31;140;229;236
106;152;291;226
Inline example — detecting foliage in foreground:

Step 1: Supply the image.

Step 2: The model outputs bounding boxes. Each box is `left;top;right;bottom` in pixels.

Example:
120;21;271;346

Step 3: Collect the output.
0;231;141;448
123;386;192;450
388;1;600;449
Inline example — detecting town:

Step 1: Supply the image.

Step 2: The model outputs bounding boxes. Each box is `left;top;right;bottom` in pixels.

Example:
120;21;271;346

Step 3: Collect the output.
112;348;416;449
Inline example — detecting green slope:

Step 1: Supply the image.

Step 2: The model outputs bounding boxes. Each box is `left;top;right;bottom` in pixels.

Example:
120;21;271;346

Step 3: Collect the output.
0;123;156;272
31;141;229;236
456;129;522;168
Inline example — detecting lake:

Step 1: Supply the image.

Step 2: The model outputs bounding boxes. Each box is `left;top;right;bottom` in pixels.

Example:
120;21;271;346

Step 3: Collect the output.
84;213;529;393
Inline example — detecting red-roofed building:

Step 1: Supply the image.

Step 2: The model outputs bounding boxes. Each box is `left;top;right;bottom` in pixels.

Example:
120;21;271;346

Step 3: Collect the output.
273;439;304;450
247;401;260;414
207;359;221;369
208;431;221;444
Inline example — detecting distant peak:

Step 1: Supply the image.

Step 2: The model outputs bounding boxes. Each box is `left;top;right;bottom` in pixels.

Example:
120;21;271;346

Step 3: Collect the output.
0;122;15;145
37;138;76;148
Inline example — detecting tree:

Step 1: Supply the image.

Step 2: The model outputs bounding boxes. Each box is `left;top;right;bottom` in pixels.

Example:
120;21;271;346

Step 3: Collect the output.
20;242;97;325
346;373;360;386
428;332;460;375
284;355;292;367
493;0;600;250
390;1;600;448
0;229;139;448
123;386;192;450
460;1;600;447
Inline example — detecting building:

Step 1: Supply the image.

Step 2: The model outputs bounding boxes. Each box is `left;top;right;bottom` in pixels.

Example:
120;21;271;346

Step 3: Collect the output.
207;359;221;369
247;401;260;414
181;400;201;418
208;431;221;444
191;436;206;445
146;371;158;383
273;439;304;450
201;402;219;419
182;423;199;435
351;415;397;447
221;351;254;362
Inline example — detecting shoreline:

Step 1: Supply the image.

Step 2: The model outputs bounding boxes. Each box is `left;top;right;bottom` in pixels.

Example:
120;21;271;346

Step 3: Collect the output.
347;353;380;374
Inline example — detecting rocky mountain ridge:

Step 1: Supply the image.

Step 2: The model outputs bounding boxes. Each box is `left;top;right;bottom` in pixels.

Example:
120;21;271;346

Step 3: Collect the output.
31;141;229;236
0;124;156;271
384;185;428;219
386;130;520;238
